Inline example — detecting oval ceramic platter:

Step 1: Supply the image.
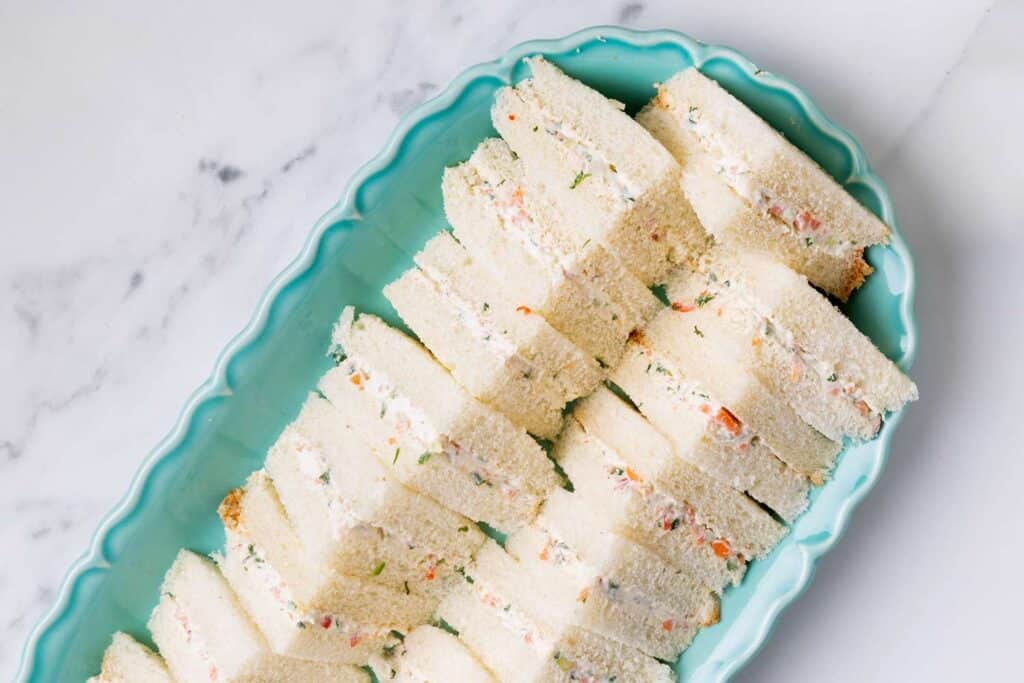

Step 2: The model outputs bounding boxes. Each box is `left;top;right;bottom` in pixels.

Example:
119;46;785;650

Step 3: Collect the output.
17;26;916;683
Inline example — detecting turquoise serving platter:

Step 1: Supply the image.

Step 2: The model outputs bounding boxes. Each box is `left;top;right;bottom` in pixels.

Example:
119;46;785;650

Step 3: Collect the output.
17;26;916;682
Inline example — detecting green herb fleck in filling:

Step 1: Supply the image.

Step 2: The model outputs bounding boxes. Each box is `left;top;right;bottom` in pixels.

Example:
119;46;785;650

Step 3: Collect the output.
570;170;591;189
246;544;264;565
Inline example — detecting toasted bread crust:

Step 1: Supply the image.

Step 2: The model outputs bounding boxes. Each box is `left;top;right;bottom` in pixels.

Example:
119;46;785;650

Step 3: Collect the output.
837;252;874;301
217;488;244;532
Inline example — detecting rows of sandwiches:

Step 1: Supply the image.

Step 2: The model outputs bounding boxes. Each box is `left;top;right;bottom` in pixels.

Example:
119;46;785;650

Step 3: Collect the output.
88;57;916;681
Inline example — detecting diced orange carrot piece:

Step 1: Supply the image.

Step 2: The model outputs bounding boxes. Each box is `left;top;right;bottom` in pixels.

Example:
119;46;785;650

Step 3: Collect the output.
714;407;743;436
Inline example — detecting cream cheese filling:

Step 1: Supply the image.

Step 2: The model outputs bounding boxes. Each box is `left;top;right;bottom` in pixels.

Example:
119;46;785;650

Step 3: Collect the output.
589;438;743;565
417;263;521;362
516;88;643;205
642;355;759;452
534;528;698;630
292;438;374;536
470;578;613;681
473;580;550;652
167;594;219;682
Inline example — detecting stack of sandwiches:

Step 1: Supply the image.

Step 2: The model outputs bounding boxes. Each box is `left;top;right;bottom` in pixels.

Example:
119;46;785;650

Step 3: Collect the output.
89;56;918;682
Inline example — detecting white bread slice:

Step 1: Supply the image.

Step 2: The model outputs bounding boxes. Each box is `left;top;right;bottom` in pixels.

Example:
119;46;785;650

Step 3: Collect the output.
519;491;719;660
216;473;436;634
640;303;841;484
493;56;709;285
148;550;368;682
265;394;484;598
572;388;786;560
666;249;918;441
556;407;743;593
639;67;889;300
324;307;560;532
443;137;663;366
368;625;497;683
384;230;602;438
612;340;810;521
438;541;673;683
87;632;171;683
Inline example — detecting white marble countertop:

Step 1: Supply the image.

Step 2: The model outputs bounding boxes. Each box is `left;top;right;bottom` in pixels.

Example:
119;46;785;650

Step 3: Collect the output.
2;1;1021;680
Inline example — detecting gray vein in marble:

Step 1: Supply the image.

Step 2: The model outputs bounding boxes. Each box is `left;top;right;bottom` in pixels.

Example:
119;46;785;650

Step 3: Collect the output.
878;0;999;165
1;363;108;463
618;1;645;24
384;81;439;116
125;270;144;298
281;145;317;174
3;125;328;469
